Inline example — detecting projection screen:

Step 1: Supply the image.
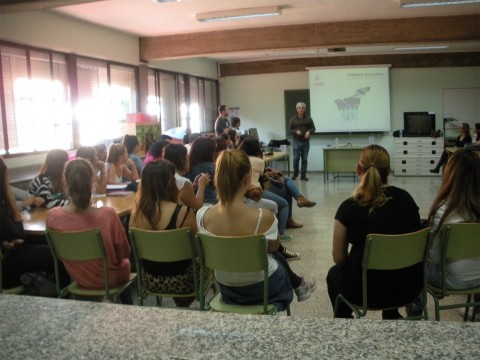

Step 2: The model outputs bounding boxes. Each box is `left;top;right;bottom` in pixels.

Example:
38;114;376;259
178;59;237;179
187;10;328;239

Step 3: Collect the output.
308;66;391;133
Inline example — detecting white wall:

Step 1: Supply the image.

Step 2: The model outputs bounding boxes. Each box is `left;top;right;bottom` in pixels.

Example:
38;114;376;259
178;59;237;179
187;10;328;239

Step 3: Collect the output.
150;58;218;80
0;11;139;65
221;67;480;171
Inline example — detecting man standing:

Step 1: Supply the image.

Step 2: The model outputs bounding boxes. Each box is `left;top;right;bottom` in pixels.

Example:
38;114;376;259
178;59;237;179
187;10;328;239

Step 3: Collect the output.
288;102;316;181
214;105;230;136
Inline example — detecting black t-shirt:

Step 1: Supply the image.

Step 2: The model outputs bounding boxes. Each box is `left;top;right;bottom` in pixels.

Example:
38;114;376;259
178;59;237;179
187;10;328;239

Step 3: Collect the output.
334;186;423;307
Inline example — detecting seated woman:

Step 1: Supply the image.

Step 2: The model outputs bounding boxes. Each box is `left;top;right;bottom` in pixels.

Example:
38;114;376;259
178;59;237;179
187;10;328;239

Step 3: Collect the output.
29;149;69;209
105;143;139;184
430;122;472;174
264;167;316;228
239;136;292;241
46;158;132;303
327;145;423;319
163;143;209;211
196;150;315;310
76;146;107;194
186;137;217;205
143;140;169;166
427;148;480;290
1;157;64;292
123;134;143;175
130;160;205;307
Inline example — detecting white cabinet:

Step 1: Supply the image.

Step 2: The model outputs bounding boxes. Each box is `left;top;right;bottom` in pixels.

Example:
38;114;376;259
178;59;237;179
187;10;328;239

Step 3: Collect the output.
394;137;444;176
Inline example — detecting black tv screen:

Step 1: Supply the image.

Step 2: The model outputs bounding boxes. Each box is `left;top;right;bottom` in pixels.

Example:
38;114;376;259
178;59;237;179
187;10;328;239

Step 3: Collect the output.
403;112;435;137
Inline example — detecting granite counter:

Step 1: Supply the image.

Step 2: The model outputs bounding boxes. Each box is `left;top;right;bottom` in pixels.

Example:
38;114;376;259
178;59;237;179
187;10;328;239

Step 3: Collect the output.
1;295;478;359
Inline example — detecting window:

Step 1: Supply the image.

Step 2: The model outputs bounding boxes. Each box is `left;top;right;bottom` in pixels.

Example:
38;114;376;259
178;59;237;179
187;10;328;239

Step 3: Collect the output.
0;41;216;156
147;69;218;134
76;58;137;145
0;45;71;154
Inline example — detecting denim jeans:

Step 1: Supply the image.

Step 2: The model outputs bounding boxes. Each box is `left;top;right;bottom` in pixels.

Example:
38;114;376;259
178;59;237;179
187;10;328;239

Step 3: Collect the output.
262;190;289;235
293;140;310;176
268;176;301;219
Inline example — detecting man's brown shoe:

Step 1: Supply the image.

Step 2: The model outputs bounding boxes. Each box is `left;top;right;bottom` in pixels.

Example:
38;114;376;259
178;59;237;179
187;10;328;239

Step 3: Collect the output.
296;195;316;208
286;218;303;229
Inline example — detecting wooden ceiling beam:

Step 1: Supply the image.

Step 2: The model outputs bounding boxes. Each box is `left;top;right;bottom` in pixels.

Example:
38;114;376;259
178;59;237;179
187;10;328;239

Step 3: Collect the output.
140;15;480;61
0;0;100;13
219;52;480;77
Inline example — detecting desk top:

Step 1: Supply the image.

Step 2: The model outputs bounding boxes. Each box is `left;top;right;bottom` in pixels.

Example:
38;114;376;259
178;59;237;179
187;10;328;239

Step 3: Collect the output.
446;146;480;156
21;194;135;236
263;151;288;162
323;144;366;150
1;295;478;360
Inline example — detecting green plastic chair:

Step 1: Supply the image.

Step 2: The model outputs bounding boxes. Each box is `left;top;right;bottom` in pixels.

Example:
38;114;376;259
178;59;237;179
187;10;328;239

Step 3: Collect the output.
0;247;26;295
335;227;432;320
427;223;480;321
196;232;290;315
129;227;213;307
45;228;136;302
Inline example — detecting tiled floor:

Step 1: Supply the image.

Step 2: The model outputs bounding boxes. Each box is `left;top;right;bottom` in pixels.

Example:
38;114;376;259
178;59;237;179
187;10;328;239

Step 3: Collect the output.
146;172;473;322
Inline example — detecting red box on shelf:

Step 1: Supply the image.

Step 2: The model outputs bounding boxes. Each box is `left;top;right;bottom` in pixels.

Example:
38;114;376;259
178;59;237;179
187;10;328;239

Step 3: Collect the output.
126;113;156;124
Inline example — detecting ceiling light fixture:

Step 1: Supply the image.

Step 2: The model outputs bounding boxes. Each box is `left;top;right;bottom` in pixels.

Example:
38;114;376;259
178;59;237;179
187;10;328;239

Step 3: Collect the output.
196;6;282;22
400;0;480;7
394;45;449;50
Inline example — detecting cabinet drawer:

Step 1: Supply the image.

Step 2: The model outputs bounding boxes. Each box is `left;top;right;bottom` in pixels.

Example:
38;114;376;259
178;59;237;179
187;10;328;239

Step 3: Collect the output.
395;148;441;156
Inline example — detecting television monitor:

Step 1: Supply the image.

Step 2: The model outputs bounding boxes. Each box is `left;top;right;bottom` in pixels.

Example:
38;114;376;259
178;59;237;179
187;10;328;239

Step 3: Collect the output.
403;112;435;137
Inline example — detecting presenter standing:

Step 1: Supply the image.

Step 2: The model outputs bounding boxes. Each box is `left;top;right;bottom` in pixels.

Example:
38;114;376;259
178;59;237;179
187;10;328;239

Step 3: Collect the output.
214;105;230;136
288;102;316;181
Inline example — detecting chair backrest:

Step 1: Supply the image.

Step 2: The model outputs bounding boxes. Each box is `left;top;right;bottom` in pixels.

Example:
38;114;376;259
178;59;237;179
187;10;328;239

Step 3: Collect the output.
196;233;268;273
129;227;193;263
442;223;480;261
45;228;109;297
361;227;431;315
438;222;480;294
364;227;431;271
195;232;269;312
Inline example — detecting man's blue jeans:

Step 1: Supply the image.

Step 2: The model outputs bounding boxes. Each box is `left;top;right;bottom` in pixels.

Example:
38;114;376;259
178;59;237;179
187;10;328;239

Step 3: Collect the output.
293;140;310;176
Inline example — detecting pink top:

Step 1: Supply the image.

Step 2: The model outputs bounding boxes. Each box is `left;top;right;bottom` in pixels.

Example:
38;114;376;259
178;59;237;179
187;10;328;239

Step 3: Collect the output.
46;206;131;289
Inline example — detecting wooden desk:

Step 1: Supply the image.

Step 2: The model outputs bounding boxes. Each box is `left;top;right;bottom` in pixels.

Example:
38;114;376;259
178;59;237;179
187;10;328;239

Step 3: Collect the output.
264;151;290;176
446;146;480;157
22;195;135;236
1;294;479;359
323;146;363;183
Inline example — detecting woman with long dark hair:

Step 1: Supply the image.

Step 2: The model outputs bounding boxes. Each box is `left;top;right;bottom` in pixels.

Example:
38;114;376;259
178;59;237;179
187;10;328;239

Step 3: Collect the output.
427;148;480;289
28;149;69;208
130;160;203;307
163;143;209;210
1;157;60;291
186;137;217;205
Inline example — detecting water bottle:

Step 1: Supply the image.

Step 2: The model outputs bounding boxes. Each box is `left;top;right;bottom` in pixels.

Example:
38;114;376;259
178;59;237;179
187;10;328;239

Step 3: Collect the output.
371;135;375;144
335;137;339;147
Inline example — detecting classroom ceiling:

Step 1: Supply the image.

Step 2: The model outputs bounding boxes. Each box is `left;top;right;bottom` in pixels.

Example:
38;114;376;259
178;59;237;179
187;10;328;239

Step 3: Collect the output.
2;0;480;63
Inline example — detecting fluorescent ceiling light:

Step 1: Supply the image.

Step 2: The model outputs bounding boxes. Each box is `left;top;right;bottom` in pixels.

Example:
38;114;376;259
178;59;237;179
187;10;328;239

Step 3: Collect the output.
196;6;281;22
400;0;480;7
394;45;449;50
